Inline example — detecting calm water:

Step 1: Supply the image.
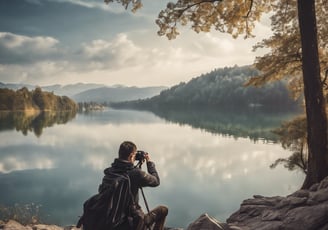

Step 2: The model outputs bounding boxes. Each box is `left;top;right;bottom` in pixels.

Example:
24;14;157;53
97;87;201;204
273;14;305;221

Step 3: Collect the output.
0;108;304;228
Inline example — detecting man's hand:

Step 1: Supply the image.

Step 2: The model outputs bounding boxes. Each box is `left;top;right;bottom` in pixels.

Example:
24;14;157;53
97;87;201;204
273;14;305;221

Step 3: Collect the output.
145;152;150;162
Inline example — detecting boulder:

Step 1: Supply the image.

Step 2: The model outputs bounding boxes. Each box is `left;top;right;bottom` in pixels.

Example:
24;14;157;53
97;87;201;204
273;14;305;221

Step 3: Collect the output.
186;213;231;230
4;176;328;230
1;220;32;230
227;176;328;230
0;220;81;230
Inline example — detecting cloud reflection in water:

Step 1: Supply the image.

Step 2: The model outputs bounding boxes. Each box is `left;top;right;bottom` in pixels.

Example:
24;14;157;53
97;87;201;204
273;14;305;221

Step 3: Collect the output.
0;109;304;228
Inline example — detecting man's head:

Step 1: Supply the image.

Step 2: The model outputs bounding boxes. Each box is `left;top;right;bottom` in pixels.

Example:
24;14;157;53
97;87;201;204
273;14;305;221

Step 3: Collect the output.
118;141;137;161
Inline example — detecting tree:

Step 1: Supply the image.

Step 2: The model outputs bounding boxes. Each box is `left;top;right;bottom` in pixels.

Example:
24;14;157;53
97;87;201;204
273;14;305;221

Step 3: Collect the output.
105;0;328;188
297;0;328;188
271;116;308;175
241;0;328;188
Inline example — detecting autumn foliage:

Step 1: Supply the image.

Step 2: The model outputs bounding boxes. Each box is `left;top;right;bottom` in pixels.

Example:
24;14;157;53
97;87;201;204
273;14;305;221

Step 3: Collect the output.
0;87;77;112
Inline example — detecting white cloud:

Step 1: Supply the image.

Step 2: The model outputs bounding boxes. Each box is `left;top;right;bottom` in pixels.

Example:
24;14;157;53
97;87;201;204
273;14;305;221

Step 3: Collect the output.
0;156;54;173
41;0;128;13
191;33;236;56
0;32;60;64
0;32;58;51
0;0;276;87
80;33;143;68
0;23;270;86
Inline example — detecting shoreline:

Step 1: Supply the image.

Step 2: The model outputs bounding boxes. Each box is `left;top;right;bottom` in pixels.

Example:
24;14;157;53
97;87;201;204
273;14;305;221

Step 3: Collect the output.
2;176;328;229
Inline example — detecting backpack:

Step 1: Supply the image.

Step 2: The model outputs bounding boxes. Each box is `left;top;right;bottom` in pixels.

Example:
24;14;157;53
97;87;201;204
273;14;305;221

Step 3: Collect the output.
76;172;133;230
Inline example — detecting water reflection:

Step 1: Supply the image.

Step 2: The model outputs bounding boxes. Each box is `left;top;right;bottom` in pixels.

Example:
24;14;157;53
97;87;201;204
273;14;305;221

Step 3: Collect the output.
0;111;77;137
0;109;304;228
136;107;300;141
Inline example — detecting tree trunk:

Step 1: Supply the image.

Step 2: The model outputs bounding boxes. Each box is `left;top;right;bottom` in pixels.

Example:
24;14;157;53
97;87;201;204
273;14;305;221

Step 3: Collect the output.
297;0;328;189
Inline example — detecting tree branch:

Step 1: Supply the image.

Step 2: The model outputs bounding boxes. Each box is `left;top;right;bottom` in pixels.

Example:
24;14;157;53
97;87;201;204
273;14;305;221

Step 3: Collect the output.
244;0;254;18
175;0;223;19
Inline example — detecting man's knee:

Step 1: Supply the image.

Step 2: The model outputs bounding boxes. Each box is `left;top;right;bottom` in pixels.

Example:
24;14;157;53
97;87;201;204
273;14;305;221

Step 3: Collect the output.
160;206;168;216
155;205;168;217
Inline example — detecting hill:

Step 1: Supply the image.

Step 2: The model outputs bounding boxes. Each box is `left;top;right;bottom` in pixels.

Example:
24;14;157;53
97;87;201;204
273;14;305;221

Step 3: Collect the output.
0;82;106;97
112;65;301;111
0;82;167;103
42;83;106;97
71;86;167;103
0;87;78;112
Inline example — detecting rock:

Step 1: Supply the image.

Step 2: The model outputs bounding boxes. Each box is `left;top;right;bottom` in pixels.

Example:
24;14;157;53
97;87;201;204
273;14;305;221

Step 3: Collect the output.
164;228;184;230
32;224;63;230
63;226;80;230
186;213;231;230
3;220;33;230
288;189;309;198
227;176;328;230
283;204;328;230
309;188;328;203
318;176;328;189
4;177;328;230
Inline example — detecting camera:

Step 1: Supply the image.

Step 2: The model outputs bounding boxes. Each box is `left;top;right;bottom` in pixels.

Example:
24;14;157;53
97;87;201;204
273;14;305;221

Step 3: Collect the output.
135;150;146;162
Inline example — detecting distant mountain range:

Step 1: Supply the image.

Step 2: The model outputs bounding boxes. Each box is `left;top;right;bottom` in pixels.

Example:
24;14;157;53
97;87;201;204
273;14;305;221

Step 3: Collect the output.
72;86;166;103
0;65;302;109
0;82;167;103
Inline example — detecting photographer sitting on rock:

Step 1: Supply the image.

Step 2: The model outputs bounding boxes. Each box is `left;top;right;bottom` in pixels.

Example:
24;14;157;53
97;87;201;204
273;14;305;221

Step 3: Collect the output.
100;141;168;230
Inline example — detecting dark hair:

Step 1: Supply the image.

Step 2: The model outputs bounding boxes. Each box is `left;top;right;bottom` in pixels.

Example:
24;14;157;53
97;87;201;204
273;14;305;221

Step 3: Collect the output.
118;141;137;160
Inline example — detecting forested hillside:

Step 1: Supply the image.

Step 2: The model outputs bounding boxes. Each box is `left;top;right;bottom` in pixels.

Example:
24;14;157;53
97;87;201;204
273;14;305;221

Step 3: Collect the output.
0;87;78;111
112;65;301;110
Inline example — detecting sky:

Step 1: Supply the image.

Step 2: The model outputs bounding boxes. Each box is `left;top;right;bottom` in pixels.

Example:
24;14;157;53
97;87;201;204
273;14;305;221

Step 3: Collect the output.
0;0;272;87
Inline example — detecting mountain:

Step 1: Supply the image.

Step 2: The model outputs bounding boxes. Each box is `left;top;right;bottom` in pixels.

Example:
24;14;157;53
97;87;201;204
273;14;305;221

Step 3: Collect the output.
71;86;167;103
0;82;106;97
0;82;167;103
0;82;35;91
42;83;106;96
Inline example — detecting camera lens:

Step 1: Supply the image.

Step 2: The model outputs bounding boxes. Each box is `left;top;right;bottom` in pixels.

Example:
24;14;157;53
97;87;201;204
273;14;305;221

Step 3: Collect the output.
136;150;145;161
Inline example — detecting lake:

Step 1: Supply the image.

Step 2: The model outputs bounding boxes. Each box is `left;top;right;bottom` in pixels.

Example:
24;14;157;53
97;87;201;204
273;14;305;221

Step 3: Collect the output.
0;108;305;228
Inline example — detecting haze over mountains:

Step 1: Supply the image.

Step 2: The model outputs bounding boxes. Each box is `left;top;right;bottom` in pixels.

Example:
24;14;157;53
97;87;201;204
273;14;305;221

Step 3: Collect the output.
1;65;301;110
72;86;166;103
0;82;167;103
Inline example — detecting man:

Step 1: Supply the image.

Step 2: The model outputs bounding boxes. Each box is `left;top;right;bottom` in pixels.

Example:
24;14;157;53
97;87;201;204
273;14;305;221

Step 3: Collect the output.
100;141;168;230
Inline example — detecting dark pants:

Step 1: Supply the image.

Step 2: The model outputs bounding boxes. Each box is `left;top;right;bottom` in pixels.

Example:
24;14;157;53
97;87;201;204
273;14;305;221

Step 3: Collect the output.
135;206;168;230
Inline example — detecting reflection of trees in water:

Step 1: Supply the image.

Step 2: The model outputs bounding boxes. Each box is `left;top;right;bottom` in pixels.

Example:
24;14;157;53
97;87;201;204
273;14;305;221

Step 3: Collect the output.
271;116;308;175
148;106;307;174
0;111;77;137
148;106;300;142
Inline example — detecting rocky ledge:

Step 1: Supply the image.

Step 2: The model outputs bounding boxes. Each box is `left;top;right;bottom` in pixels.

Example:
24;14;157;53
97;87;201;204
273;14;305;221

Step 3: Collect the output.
0;220;183;230
2;176;328;230
226;176;328;230
0;220;79;230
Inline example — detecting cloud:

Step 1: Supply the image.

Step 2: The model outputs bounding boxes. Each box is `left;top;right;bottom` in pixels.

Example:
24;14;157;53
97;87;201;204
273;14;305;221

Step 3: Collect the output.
53;0;111;11
25;0;128;13
0;28;265;86
190;33;235;56
0;32;61;64
79;33;143;68
0;0;274;87
23;0;97;8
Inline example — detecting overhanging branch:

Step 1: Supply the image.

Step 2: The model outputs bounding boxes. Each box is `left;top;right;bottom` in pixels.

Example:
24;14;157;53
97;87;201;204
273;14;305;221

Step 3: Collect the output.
175;0;223;18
